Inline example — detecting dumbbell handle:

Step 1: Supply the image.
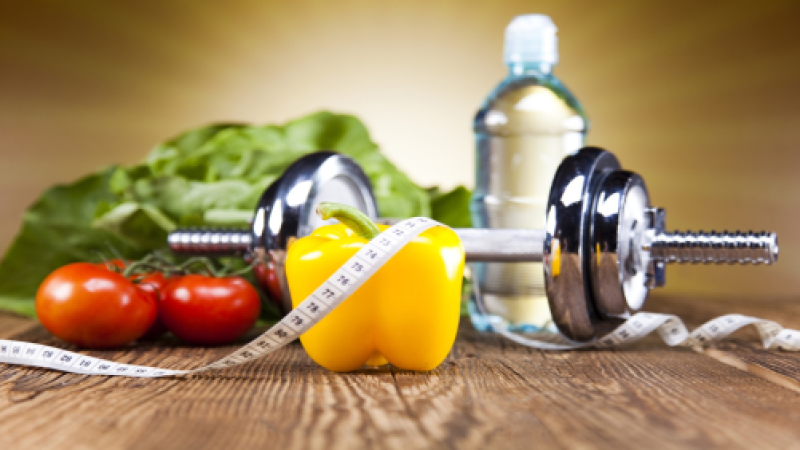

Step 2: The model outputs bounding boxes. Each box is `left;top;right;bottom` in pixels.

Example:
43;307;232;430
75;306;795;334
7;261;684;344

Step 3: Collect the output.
449;228;779;265
649;230;778;265
454;229;545;262
166;227;545;262
168;229;251;257
166;227;777;265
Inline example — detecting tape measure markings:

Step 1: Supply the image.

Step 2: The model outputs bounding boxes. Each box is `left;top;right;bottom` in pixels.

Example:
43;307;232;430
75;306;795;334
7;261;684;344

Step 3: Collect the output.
485;309;800;352
191;217;439;374
0;217;441;378
3;217;800;378
470;262;800;352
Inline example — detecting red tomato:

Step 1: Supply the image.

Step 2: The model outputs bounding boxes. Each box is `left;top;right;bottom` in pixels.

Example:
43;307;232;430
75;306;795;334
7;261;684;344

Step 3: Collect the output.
136;272;172;340
253;261;284;312
161;275;261;345
35;263;157;349
92;261;171;340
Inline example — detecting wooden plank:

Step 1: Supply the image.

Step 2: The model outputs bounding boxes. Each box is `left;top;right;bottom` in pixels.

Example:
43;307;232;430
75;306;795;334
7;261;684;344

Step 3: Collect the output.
648;293;800;395
0;293;799;449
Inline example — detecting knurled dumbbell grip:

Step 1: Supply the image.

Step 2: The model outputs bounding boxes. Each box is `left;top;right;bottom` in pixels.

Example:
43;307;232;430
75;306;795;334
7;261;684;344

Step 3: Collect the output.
168;229;252;256
649;230;778;265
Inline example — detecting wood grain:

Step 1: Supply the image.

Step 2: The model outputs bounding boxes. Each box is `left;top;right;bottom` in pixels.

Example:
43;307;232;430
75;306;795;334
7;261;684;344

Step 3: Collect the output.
1;293;800;450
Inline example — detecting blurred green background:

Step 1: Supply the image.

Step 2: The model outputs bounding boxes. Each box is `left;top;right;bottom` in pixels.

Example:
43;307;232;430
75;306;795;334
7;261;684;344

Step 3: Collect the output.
1;0;799;298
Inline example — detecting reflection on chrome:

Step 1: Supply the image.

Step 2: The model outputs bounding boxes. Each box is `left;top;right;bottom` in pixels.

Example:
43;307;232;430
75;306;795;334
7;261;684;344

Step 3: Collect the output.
596;192;620;218
559;175;584;206
268;199;283;235
546;205;557;235
285;180;313;207
253;208;265;238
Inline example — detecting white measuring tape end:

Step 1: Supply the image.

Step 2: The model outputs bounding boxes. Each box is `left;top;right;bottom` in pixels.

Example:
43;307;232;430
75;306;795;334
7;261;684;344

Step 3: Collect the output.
0;217;445;378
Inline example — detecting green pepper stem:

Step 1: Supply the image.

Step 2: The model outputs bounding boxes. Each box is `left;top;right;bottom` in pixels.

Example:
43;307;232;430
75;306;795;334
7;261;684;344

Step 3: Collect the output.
316;202;380;240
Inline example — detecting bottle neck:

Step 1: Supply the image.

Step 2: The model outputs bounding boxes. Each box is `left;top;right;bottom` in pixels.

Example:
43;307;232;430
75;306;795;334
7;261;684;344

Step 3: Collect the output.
507;62;554;77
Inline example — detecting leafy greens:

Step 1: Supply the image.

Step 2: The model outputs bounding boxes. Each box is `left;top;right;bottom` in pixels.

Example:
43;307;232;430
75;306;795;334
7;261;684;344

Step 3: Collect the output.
0;111;471;318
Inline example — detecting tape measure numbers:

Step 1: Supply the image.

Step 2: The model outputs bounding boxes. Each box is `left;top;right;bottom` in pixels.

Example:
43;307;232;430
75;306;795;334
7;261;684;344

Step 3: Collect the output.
471;264;800;351
0;217;798;378
0;217;442;378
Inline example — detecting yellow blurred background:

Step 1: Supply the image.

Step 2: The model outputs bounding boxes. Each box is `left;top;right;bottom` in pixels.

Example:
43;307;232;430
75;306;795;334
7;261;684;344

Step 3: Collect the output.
1;0;799;298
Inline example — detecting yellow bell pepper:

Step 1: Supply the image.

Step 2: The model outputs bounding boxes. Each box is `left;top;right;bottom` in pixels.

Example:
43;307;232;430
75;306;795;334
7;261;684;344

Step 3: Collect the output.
285;202;465;372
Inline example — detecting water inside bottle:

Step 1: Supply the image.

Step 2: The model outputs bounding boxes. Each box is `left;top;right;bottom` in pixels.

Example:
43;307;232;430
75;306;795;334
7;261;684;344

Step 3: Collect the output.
471;80;586;332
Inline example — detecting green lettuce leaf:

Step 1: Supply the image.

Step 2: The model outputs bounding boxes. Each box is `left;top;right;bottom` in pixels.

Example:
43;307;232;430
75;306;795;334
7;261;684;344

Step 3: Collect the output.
0;111;470;319
429;186;472;228
0;170;148;316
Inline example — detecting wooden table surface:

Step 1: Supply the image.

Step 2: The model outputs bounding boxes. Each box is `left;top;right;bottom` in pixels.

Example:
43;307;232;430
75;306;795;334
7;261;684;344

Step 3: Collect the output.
1;293;800;450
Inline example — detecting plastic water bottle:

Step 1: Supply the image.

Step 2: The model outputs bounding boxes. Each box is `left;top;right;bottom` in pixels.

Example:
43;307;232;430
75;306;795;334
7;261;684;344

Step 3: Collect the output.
470;14;589;332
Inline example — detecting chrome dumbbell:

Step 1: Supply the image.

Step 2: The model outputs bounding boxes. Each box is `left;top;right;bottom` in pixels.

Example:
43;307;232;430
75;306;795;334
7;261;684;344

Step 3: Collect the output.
168;152;378;315
168;148;778;342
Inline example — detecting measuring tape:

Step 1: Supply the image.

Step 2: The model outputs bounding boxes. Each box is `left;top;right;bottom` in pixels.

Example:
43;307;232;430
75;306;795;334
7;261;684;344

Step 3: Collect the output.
0;217;441;378
470;263;800;351
0;217;798;377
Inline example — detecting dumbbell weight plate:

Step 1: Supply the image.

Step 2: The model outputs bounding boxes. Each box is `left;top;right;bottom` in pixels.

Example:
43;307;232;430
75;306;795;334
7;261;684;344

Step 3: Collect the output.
250;152;378;314
544;147;623;342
